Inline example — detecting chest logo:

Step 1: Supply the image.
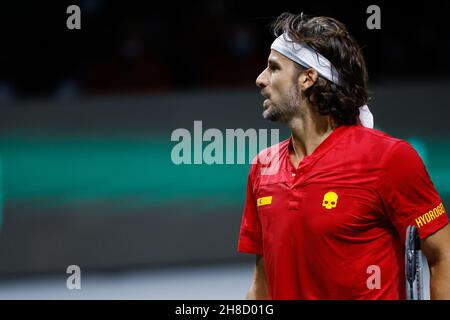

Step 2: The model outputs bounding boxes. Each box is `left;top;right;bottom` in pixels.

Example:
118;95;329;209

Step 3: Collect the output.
322;192;338;209
257;196;272;207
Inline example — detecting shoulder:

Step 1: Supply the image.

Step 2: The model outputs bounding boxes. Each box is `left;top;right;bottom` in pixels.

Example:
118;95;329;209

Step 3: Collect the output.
253;137;290;164
248;137;290;179
346;125;403;148
345;125;416;158
333;126;425;174
349;127;426;175
358;126;420;160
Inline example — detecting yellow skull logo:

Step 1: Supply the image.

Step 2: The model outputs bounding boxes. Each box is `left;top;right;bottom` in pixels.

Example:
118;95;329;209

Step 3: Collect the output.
322;192;338;209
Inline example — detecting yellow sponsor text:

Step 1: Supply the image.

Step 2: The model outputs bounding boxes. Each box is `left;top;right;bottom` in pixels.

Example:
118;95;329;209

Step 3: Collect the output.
415;202;446;228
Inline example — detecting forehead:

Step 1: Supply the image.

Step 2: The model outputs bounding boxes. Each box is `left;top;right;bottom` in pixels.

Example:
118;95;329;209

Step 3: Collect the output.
268;49;295;66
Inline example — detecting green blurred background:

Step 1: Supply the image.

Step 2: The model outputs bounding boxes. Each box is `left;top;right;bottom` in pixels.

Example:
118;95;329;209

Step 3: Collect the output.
0;84;449;277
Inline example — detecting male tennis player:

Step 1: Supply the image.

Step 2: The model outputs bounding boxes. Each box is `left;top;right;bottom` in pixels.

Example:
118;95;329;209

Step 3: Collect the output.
238;13;450;299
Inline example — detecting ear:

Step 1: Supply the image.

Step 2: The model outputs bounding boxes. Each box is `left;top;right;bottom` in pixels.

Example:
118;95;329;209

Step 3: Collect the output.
298;68;318;91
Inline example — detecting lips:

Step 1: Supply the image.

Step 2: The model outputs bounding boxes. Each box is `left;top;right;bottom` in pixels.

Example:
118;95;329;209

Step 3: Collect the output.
261;90;270;108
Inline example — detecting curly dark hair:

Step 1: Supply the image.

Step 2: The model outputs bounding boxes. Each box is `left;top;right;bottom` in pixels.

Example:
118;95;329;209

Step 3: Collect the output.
272;12;369;126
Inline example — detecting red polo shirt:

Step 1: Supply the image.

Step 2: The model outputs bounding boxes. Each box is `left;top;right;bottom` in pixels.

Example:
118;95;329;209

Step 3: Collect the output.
238;125;448;300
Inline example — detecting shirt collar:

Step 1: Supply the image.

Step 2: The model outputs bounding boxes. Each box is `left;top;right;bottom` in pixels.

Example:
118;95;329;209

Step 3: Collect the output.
287;125;353;163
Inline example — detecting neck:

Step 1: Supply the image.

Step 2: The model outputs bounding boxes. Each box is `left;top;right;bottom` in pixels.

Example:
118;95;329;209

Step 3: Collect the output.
287;100;336;160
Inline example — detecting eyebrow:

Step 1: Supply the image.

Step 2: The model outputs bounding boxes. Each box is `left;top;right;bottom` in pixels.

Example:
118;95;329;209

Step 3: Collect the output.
268;58;281;68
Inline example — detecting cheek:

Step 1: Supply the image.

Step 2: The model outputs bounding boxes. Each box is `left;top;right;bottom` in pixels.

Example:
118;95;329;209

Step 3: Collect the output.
272;74;292;94
269;77;283;98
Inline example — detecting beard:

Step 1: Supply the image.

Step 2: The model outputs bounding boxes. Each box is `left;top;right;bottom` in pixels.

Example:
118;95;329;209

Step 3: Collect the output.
262;84;301;122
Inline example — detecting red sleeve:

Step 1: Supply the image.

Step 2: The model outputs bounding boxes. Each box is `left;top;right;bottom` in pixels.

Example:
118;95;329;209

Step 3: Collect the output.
379;141;448;242
237;163;263;255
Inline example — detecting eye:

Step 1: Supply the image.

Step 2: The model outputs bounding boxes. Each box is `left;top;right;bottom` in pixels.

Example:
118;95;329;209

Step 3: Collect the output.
269;65;279;71
268;63;279;72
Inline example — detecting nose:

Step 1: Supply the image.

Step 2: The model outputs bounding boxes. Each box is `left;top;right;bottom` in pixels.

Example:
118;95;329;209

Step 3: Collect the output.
256;68;269;89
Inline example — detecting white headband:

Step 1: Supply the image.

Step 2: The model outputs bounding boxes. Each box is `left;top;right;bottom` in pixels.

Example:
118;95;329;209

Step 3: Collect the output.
270;33;374;128
271;33;342;86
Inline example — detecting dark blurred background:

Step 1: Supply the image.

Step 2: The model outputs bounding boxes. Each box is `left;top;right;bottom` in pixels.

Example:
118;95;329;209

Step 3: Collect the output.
0;0;449;298
1;0;449;98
